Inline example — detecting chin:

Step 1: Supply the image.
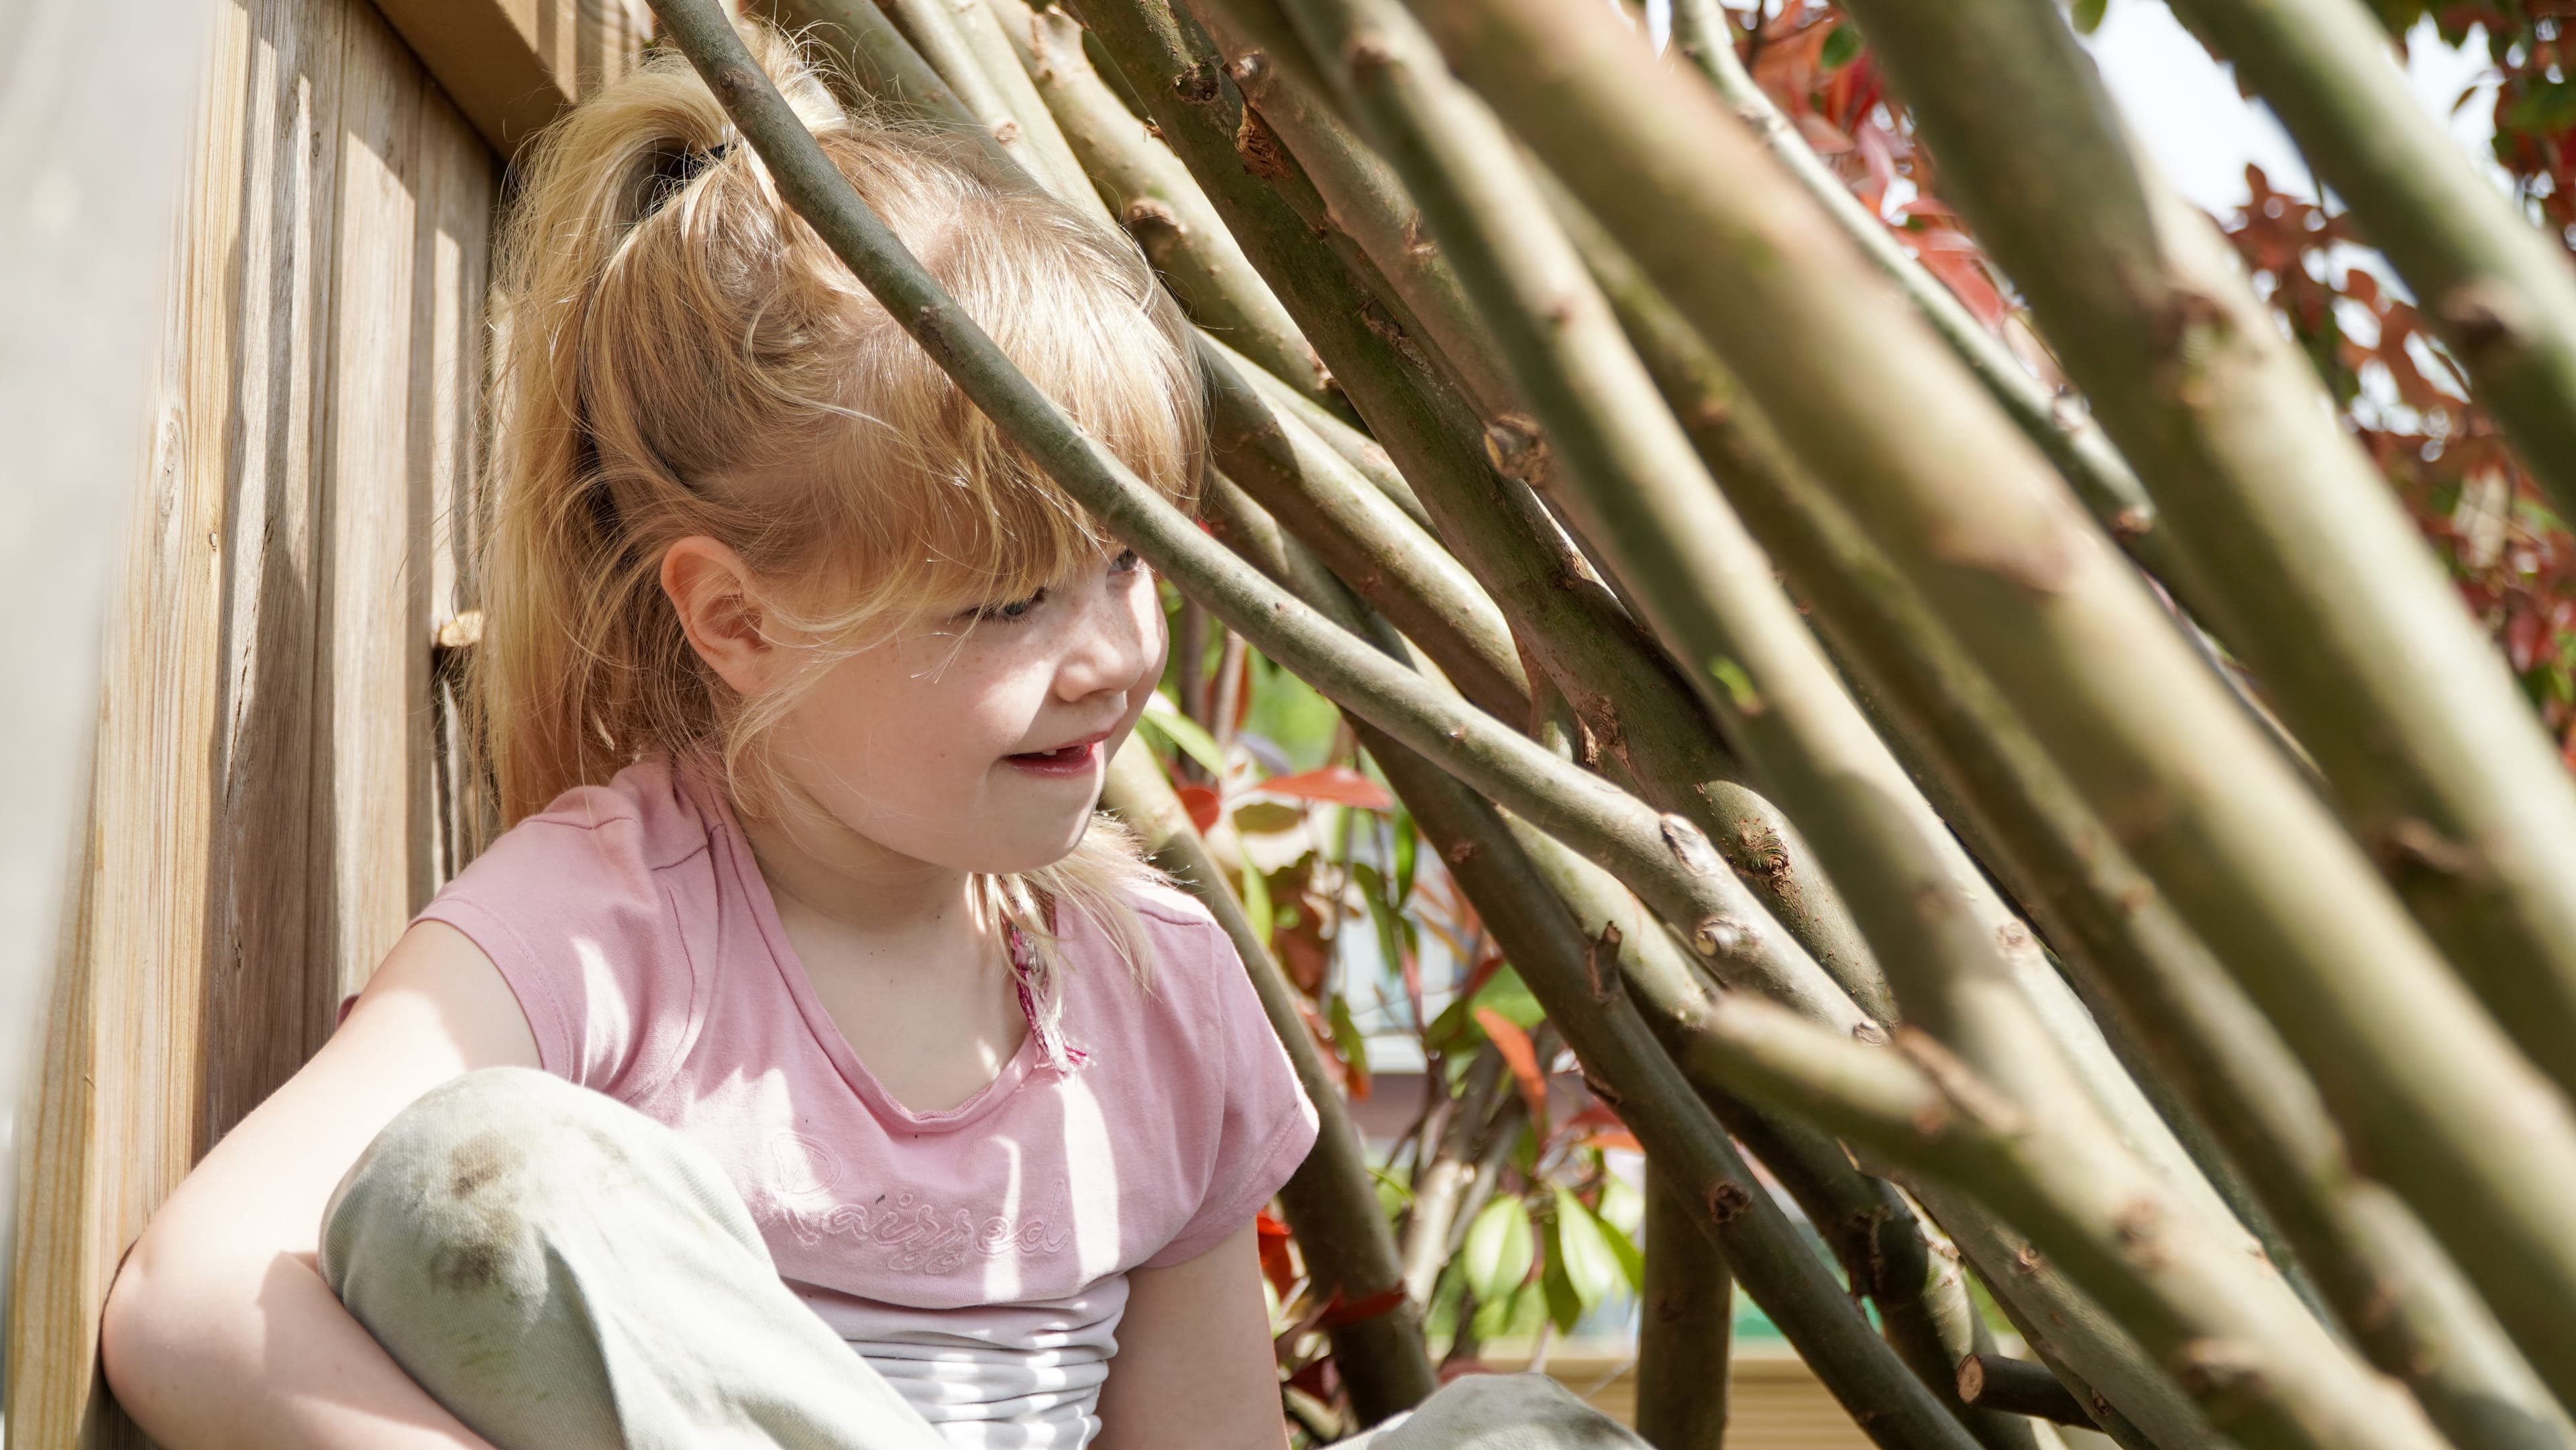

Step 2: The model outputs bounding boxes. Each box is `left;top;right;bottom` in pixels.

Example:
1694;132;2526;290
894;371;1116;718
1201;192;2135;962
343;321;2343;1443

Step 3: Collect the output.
976;816;1104;877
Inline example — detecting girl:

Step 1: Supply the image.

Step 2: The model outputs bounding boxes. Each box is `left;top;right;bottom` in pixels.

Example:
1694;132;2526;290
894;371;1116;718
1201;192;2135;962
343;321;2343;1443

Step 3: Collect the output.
100;23;1637;1450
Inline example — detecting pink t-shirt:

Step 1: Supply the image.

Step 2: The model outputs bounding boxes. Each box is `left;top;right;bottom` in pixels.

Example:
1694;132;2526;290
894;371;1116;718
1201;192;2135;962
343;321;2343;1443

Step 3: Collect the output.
413;757;1318;1448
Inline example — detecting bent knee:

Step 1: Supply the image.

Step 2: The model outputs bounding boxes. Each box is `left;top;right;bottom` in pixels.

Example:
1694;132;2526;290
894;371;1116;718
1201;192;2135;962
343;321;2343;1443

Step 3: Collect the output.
322;1070;634;1297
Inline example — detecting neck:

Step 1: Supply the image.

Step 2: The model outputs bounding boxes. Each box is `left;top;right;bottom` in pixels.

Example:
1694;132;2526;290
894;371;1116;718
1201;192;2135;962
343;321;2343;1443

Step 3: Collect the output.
736;796;983;944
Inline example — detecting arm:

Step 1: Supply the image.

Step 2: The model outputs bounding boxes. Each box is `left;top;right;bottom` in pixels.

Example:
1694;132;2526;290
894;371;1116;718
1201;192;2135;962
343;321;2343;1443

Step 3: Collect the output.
1091;1221;1292;1450
100;921;541;1450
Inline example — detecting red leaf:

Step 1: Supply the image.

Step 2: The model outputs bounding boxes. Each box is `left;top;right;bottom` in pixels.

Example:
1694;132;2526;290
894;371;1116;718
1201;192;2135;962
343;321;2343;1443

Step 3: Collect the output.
1552;1102;1642;1155
1313;1284;1409;1329
1399;945;1424;1039
1476;1007;1551;1135
1257;765;1393;809
1287;1356;1337;1400
1558;1103;1626;1136
1911;241;2012;333
1176;783;1222;834
1256;1210;1299;1298
1459;945;1507;1004
1275;917;1333;996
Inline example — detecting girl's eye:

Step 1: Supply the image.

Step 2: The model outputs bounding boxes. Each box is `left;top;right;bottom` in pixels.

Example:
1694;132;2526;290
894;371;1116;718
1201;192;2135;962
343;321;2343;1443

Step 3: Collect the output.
1110;548;1141;574
975;588;1047;623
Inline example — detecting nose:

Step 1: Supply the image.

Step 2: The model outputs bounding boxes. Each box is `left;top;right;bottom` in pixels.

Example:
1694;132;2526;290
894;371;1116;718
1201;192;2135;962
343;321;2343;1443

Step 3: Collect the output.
1053;567;1163;706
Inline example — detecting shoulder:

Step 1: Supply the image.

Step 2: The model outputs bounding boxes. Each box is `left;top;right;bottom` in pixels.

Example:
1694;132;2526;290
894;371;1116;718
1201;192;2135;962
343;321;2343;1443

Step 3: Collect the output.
1053;880;1246;1041
419;756;725;1005
1122;879;1225;937
443;758;718;916
419;756;720;1092
1099;881;1240;999
502;757;718;875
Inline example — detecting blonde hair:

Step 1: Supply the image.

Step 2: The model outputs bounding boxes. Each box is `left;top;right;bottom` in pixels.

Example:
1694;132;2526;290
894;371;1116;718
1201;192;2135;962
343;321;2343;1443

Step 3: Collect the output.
475;23;1203;1012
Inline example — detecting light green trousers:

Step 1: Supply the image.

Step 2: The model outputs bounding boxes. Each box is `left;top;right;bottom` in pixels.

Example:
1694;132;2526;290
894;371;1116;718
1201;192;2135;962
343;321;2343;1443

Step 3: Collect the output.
320;1068;1648;1450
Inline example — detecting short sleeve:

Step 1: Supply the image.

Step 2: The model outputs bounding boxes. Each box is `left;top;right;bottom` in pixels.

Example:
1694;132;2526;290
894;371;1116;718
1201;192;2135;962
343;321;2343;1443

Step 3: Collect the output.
415;781;702;1098
1142;921;1321;1268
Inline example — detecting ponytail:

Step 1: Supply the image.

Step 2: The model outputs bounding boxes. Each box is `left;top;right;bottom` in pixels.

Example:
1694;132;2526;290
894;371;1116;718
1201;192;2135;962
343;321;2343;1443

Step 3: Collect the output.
479;25;849;821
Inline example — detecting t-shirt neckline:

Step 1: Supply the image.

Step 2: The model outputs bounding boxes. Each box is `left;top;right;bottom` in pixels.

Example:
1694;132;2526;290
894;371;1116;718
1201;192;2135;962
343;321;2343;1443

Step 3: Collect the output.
680;763;1042;1134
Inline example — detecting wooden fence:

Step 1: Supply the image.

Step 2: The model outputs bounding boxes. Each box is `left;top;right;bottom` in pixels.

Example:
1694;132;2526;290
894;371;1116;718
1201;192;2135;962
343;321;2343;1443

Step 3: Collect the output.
3;3;643;1442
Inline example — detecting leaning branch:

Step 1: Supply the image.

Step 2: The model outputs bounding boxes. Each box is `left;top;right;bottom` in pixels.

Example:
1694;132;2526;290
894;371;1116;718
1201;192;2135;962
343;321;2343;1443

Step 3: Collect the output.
1557;142;2575;1450
1839;0;2576;1120
1408;0;2576;1409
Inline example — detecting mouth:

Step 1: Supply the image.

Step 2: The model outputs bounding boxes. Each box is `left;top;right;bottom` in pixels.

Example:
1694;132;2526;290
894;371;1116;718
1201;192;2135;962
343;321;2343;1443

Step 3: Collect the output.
1003;731;1110;778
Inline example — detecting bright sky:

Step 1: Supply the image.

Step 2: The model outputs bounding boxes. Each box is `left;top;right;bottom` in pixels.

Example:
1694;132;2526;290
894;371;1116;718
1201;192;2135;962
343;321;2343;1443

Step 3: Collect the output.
2084;0;2503;215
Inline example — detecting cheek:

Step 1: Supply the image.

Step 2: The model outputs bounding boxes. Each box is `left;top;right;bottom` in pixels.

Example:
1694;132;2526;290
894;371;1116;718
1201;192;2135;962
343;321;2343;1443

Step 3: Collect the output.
781;640;1040;785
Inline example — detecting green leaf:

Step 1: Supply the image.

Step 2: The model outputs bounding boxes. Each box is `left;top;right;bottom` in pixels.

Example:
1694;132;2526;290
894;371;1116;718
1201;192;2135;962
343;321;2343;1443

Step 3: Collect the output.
1705;656;1765;715
1328;992;1373;1078
2504;79;2576;134
2070;0;2108;35
1425;994;1472;1053
1469;1280;1521;1342
1470;1279;1549;1343
1351;859;1383;898
1598;1173;1644;1239
1352;861;1406;988
1426;1261;1467;1355
1138;694;1226;776
1392;811;1418;906
1230;800;1305;835
1604;1215;1645;1294
1371;1163;1413;1217
1462;1195;1534;1304
1541;1231;1584;1333
1470;963;1548;1031
1552;1188;1623;1307
1239;849;1273;947
1243;654;1343;771
1819;22;1863;67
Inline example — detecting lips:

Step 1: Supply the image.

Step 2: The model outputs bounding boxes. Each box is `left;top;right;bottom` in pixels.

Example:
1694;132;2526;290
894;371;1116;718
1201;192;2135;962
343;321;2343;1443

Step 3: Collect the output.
1004;731;1110;778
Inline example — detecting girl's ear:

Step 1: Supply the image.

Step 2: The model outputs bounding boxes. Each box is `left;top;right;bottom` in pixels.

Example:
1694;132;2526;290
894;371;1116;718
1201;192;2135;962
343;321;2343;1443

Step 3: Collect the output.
661;537;777;694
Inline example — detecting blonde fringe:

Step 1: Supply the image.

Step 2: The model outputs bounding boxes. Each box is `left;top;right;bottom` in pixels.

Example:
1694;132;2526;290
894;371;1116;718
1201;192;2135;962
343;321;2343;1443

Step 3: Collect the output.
474;21;1205;994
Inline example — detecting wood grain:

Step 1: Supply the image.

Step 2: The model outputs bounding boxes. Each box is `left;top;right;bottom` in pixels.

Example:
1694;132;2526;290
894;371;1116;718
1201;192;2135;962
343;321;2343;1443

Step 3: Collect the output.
5;2;500;1441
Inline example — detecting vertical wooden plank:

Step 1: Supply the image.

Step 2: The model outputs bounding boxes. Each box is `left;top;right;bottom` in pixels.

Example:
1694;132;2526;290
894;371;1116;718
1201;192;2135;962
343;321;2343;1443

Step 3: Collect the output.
417;74;502;886
305;1;426;1047
9;1;506;1440
193;0;350;1155
6;4;255;1439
